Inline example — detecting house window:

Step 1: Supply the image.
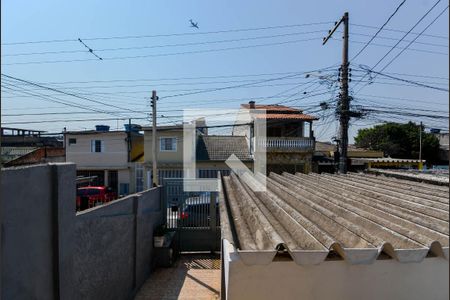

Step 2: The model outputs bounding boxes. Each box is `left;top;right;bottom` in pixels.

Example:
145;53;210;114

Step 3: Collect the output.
91;140;104;153
160;137;177;152
68;138;77;145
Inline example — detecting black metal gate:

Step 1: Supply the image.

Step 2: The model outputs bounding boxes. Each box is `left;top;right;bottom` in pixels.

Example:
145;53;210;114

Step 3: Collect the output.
163;179;220;252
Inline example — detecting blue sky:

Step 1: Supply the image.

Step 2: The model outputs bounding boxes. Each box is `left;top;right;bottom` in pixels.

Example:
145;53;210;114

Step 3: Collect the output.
1;0;448;142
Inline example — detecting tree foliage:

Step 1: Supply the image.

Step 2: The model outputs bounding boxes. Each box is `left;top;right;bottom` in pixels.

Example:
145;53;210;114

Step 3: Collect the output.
354;122;440;164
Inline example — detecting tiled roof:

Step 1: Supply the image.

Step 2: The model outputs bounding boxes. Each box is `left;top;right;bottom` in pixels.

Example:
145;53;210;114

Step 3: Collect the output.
254;113;319;121
196;136;252;161
219;172;449;265
241;104;301;112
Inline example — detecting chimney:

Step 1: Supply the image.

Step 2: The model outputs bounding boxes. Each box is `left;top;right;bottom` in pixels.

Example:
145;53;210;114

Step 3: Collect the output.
249;101;256;109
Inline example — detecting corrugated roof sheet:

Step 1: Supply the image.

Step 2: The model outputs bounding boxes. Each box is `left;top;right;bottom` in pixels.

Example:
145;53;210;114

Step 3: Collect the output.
1;147;37;162
219;172;449;265
254;113;318;121
196;135;252;161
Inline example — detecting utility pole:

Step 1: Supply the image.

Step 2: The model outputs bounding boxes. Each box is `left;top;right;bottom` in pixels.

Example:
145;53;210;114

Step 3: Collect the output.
151;90;159;187
127;118;131;162
419;121;423;170
323;12;350;174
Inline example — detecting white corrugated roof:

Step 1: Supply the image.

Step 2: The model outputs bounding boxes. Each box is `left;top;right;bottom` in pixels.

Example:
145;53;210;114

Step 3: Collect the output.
219;172;449;265
1;147;37;162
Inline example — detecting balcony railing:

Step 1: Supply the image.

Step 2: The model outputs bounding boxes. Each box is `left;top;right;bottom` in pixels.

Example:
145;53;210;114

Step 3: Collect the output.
255;137;315;151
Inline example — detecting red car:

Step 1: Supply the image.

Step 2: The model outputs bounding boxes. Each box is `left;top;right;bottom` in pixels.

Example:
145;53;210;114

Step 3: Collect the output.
76;186;117;211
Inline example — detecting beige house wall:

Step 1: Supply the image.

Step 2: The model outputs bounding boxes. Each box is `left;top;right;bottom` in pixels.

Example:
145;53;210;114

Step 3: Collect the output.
143;130;184;164
222;240;449;300
65;132;128;169
65;131;138;194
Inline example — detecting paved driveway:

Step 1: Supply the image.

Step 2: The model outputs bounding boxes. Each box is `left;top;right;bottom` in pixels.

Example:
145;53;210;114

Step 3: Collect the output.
135;254;221;300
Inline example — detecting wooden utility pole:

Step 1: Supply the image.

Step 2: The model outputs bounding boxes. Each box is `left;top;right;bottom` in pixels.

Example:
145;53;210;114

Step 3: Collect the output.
323;12;350;174
419;121;423;167
127;118;131;162
151;90;159;187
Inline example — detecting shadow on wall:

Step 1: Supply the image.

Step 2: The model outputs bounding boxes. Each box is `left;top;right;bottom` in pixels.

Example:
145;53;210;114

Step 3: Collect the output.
1;163;164;300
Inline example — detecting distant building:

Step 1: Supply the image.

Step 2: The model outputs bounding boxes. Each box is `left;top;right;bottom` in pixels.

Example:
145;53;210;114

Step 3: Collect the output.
1;127;64;167
2;147;65;167
313;141;384;173
64;125;144;196
1;127;62;147
434;132;449;164
233;101;317;174
142;122;252;188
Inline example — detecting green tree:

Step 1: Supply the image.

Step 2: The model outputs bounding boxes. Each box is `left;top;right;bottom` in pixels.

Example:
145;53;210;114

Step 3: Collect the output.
354;122;440;164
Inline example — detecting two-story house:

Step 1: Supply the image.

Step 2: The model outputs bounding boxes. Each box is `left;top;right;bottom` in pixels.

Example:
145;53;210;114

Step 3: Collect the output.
142;121;253;188
233;101;318;174
64;125;144;196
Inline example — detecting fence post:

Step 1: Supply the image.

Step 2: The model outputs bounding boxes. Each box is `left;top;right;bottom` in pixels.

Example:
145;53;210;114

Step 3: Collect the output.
210;192;217;252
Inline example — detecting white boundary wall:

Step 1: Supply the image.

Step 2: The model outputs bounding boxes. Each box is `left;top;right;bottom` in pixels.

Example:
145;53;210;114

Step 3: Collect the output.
222;239;449;300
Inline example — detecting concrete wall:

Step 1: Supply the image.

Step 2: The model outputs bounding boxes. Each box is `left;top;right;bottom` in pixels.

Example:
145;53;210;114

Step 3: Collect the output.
1;163;76;300
74;188;162;300
1;163;163;300
65;132;128;168
222;240;449;300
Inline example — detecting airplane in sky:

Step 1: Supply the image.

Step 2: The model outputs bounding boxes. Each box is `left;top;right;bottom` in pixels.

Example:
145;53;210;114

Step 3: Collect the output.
189;19;199;29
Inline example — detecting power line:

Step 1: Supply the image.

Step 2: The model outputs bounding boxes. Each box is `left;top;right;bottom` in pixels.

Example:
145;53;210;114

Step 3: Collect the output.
351;0;406;61
1;117;149;125
358;65;449;92
352;0;444;91
1;74;145;114
377;5;449;73
348;78;449;89
0;76;321;92
37;70;310;85
2;30;325;57
159;71;313;100
350;73;449;86
351;22;448;40
351;69;449;81
357;93;449;106
345;38;448;56
1;37;323;66
1;21;332;46
350;31;448;48
1;80;327;100
1;67;435;86
2;110;152;117
353;97;449;113
1;81;128;118
360;107;449;119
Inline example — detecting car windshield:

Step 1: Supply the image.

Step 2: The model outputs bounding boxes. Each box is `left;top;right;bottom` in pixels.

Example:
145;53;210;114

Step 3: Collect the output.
77;188;101;196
